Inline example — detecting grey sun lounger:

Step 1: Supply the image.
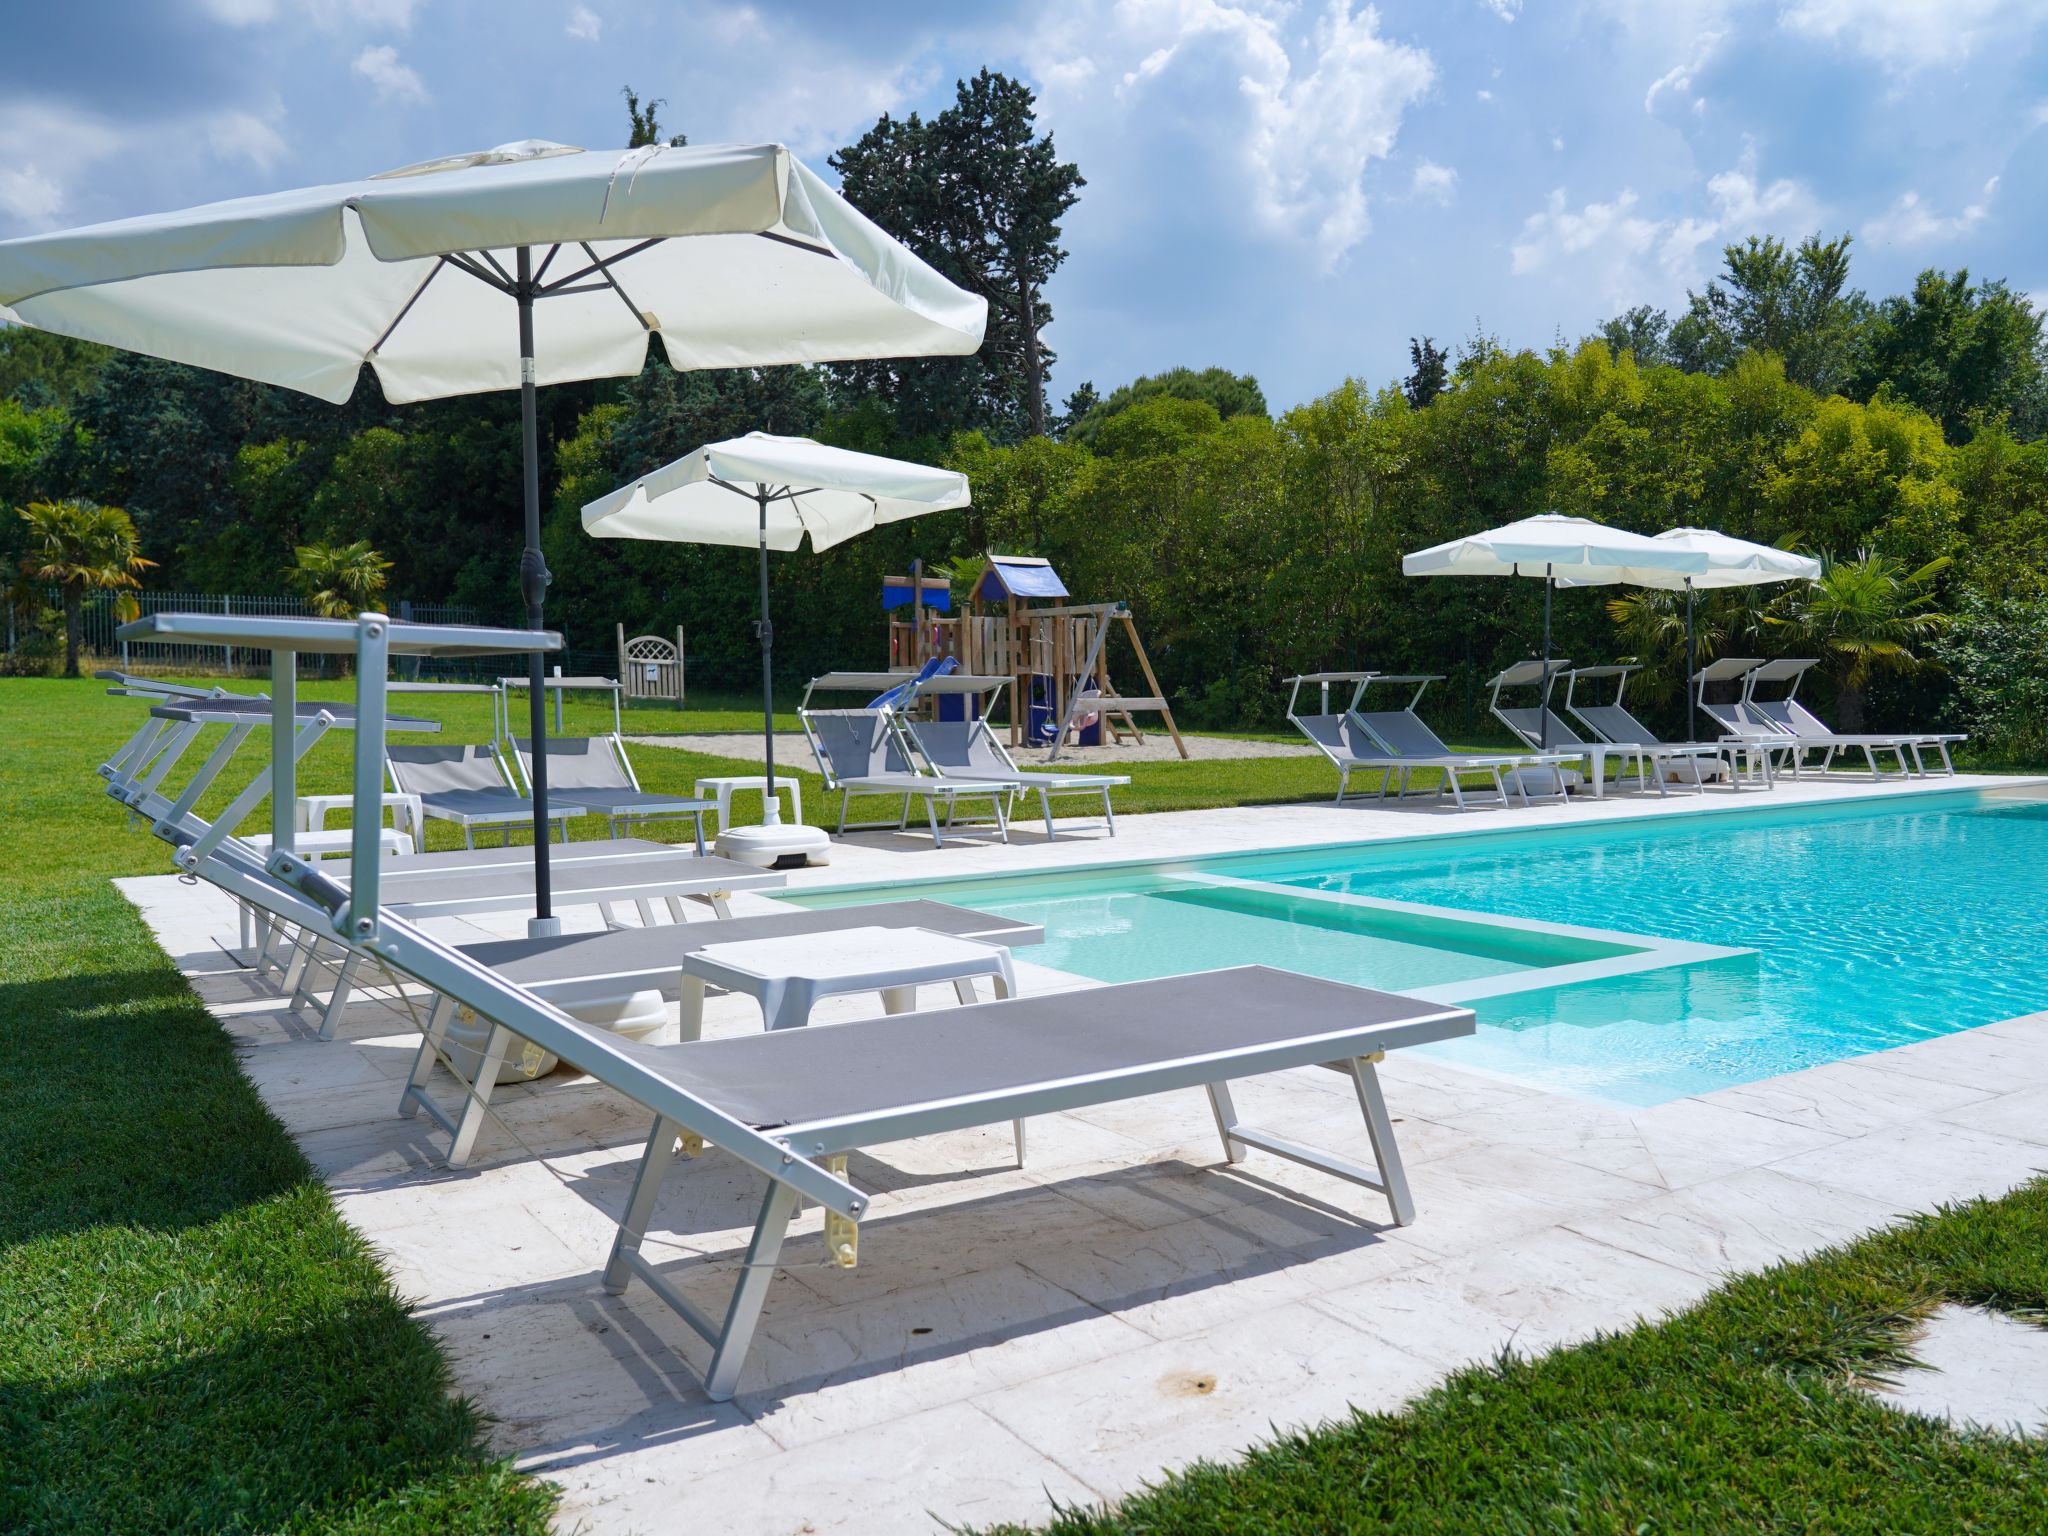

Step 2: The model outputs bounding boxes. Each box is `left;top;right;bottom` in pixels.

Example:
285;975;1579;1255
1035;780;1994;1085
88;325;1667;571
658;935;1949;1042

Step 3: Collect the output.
114;609;1479;1405
1544;664;1745;791
401;898;1048;1165
1737;659;1962;778
386;742;588;847
505;734;715;851
798;673;1020;847
1289;673;1578;809
907;704;1127;840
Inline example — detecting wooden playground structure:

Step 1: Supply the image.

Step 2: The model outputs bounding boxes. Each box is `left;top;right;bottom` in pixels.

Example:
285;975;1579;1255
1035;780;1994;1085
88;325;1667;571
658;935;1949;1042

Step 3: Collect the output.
885;556;1186;759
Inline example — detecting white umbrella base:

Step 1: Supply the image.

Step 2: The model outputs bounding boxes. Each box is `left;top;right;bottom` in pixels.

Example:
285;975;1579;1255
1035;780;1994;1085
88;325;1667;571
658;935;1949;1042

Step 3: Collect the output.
717;820;833;868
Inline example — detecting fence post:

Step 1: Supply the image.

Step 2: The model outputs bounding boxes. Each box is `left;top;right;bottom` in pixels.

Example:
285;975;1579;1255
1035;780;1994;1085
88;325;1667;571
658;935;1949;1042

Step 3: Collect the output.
553;663;564;732
222;592;234;673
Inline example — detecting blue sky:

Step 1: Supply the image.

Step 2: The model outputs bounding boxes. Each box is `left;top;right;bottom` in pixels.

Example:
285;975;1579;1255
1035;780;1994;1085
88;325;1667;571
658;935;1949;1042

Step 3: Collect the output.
4;0;2046;410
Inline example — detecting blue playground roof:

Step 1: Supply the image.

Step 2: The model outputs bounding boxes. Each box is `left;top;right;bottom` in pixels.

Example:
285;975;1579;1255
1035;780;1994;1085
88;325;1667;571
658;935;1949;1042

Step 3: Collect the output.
974;556;1068;602
882;575;951;612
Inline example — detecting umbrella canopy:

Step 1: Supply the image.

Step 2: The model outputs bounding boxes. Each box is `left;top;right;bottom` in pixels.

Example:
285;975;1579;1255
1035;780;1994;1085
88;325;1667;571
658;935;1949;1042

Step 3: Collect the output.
1404;514;1711;750
582;432;969;549
583;433;968;863
0;140;986;926
0;140;987;403
1401;513;1711;584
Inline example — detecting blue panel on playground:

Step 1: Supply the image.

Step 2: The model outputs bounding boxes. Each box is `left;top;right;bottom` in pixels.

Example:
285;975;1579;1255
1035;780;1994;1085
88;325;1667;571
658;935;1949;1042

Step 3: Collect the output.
882;579;951;612
973;557;1069;602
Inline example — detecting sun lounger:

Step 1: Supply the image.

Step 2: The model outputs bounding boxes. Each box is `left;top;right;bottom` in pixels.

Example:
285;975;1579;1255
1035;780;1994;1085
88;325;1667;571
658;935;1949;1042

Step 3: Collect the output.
1289;673;1577;808
1551;664;1745;790
404;899;1047;1165
505;734;713;850
1736;659;1962;778
905;678;1127;838
385;742;587;847
798;672;1019;846
1488;659;1666;797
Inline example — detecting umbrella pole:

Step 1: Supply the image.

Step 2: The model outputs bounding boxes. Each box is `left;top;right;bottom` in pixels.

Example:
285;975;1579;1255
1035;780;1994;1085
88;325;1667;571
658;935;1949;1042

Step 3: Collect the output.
1540;565;1552;750
755;488;780;825
515;246;557;934
1685;579;1697;743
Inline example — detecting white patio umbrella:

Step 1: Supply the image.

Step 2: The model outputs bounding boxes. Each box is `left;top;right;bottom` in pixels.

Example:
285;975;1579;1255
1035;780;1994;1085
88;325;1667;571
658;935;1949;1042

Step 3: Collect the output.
1566;528;1820;740
583;432;970;866
1402;513;1711;746
0;139;986;928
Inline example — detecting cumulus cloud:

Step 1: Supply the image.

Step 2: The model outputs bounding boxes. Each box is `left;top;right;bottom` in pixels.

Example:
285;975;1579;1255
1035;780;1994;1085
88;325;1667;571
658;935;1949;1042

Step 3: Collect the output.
352;44;426;103
205;108;288;170
1863;178;1999;244
1644;29;1722;114
1483;0;1522;18
1510;146;1819;306
1084;0;1434;268
0;100;124;229
1779;0;2037;70
1411;160;1457;203
565;5;601;42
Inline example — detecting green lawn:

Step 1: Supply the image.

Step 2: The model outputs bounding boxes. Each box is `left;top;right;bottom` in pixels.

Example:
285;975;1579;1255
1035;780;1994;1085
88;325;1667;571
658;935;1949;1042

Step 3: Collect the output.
6;670;2044;1531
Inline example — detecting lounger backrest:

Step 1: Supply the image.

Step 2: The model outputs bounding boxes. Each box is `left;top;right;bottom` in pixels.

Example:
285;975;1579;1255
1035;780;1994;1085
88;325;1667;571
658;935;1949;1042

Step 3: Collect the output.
1495;706;1587;750
1748;699;1834;738
909;719;1017;778
387;742;511;796
1354;710;1452;758
1697;699;1758;735
1291;712;1382;763
510;735;632;790
804;709;916;783
1571;703;1659;747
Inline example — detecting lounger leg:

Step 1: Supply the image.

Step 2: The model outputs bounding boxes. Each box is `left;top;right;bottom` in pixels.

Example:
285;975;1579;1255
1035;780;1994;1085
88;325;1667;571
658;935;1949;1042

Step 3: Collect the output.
281;928;319;995
1336;765;1350;805
1102;785;1115;836
1040;787;1055;840
679;975;707;1043
899;793;913;833
399;995;456;1116
446;1024;513;1167
693;810;706;856
925;796;944;849
993;792;1009;845
950;973;1027;1165
604;1116;682;1294
702;1181;802;1401
318;952;363;1040
1348;1055;1415;1226
1204;1079;1247;1163
635;898;658;927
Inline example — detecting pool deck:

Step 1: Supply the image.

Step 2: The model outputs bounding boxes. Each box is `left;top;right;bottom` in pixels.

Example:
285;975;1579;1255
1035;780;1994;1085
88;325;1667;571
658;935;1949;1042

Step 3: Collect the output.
121;771;2048;1534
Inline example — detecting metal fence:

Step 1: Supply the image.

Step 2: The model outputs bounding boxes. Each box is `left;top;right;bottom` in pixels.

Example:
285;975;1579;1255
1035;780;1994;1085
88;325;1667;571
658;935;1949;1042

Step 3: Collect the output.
6;589;481;675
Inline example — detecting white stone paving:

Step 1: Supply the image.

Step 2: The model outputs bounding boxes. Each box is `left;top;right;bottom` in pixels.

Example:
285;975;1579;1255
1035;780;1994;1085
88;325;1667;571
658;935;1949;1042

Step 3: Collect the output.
115;770;2048;1535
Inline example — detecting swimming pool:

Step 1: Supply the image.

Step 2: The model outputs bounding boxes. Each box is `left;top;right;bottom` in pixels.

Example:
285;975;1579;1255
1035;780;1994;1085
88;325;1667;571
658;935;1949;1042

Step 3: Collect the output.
794;787;2048;1106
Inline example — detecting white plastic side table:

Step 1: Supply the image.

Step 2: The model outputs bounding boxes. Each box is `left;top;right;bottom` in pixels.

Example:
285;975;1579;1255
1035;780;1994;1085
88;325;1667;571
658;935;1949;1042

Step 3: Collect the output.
693;775;802;835
679;925;1024;1161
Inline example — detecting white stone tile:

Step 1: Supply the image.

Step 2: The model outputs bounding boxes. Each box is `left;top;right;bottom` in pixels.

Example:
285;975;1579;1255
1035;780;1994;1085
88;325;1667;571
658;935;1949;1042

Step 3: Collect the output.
1309;1228;1714;1369
1703;1059;1995;1139
1767;1120;2048;1211
1563;1167;1903;1279
973;1302;1445;1500
1627;1097;1845;1188
1873;1304;2048;1436
1856;1025;2048;1094
1933;1086;2048;1149
560;1400;1093;1536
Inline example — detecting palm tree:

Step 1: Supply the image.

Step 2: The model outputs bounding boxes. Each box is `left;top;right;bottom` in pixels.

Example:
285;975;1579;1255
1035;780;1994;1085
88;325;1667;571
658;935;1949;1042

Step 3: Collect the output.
290;539;392;619
15;499;154;677
1766;548;1952;729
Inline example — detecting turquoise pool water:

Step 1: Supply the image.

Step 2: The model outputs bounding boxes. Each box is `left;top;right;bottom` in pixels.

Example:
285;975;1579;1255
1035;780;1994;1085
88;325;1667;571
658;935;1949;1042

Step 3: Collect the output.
798;788;2048;1105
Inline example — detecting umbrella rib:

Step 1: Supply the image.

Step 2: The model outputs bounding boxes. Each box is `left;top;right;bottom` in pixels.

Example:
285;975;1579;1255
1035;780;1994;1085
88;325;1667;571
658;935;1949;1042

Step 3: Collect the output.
568;241;650;329
369;257;447;357
539;238;664;295
473;248;516;289
758;230;836;260
530;243;563;286
444;251;513;294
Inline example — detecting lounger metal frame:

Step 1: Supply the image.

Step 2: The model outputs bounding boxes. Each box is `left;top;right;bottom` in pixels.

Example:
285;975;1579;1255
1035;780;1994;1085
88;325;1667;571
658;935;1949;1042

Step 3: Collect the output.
1735;658;1961;778
899;674;1128;839
1547;664;1749;791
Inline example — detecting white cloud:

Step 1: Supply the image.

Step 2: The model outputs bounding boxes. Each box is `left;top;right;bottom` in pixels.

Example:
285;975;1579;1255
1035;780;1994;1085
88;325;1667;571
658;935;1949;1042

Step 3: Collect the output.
1511;146;1821;306
2030;100;2048;126
1095;0;1435;269
565;5;601;42
1476;88;1494;101
1410;160;1457;203
1779;0;2036;70
1644;29;1722;114
205;109;288;171
198;0;277;24
1483;0;1521;18
1863;177;1999;244
0;100;124;230
352;44;427;103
